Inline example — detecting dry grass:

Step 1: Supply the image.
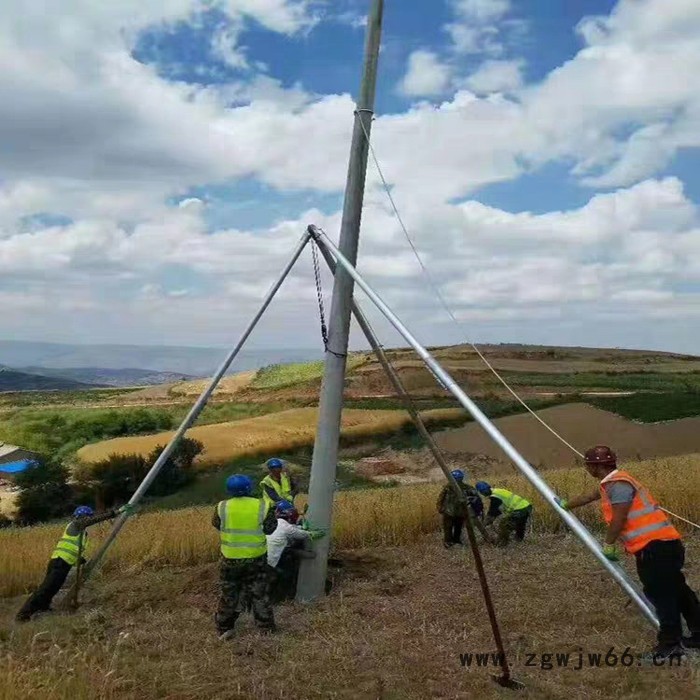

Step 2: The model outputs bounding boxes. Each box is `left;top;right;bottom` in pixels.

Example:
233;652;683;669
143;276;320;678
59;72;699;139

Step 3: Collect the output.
1;455;698;599
76;407;464;466
2;532;700;699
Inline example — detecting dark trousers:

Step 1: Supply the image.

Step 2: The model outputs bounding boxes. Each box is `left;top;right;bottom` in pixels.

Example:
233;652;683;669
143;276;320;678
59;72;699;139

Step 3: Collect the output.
635;540;700;647
216;556;275;634
443;515;465;544
16;558;71;621
497;505;532;546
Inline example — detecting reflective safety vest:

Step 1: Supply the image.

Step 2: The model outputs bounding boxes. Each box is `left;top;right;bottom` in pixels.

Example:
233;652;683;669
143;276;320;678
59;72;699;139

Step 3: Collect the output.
51;527;87;566
491;488;530;514
600;470;680;554
218;497;268;560
260;473;292;507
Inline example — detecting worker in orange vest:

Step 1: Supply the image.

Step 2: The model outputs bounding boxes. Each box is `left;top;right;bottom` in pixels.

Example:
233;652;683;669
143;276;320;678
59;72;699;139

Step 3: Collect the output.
559;445;700;660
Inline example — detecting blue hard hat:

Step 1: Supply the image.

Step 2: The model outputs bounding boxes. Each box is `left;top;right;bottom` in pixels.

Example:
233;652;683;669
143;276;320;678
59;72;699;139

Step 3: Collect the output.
73;505;94;518
451;469;465;482
275;500;295;514
267;458;284;469
475;481;491;495
226;474;252;496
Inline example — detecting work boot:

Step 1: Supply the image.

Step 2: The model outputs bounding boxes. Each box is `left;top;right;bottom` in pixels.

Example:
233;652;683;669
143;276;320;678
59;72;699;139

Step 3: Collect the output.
682;634;700;650
218;629;235;641
15;612;31;623
443;542;453;549
638;644;686;665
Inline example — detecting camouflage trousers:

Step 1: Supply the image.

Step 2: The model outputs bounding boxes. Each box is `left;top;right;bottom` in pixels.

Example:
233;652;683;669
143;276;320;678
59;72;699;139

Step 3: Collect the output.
496;506;532;546
216;556;275;635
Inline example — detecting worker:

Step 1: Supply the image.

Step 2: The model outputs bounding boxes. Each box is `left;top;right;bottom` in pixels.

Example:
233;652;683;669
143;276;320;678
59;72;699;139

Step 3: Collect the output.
267;500;324;602
476;481;532;545
16;503;133;622
212;474;277;639
558;445;700;660
260;458;298;509
437;470;483;548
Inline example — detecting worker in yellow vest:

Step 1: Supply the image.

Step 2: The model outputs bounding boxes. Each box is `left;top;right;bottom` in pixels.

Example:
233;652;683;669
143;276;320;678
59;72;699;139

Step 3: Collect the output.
260;458;298;509
16;503;132;622
212;474;278;640
476;481;532;546
558;446;700;660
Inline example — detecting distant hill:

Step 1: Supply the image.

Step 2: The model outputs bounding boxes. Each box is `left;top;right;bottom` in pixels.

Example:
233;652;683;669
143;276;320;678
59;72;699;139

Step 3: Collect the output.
0;340;322;377
18;366;196;388
0;367;97;392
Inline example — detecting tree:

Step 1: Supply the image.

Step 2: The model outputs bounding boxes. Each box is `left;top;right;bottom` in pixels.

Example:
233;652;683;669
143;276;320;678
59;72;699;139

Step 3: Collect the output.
146;438;203;496
15;457;74;525
89;453;149;508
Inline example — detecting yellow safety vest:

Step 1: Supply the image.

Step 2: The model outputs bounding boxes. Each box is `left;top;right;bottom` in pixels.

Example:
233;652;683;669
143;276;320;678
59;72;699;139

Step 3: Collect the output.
491;488;530;514
260;473;292;507
51;527;87;566
218;497;268;560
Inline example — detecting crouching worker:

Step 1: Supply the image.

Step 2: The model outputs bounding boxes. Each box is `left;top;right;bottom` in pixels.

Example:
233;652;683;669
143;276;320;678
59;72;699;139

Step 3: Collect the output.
16;503;133;622
558;446;700;661
267;500;324;602
260;458;298;509
437;470;483;548
213;474;278;640
476;481;532;546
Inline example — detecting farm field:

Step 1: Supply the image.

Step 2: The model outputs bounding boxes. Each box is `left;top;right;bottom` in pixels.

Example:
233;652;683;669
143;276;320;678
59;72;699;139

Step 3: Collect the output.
434;403;700;472
76;407;465;466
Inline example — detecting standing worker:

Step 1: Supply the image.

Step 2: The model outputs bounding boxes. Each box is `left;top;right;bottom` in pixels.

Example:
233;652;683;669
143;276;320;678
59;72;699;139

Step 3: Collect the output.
476;481;532;546
558;445;700;660
16;503;133;622
213;474;277;640
437;470;483;548
260;458;298;509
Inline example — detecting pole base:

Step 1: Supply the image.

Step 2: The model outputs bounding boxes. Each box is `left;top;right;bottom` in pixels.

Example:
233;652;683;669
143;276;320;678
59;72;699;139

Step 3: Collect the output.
492;674;525;691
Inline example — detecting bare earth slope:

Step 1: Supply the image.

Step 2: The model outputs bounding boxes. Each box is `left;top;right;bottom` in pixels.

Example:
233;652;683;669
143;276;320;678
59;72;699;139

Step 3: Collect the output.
434;403;700;470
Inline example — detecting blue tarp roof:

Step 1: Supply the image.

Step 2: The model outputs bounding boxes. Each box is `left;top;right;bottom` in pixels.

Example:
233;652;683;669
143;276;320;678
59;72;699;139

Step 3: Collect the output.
0;460;35;474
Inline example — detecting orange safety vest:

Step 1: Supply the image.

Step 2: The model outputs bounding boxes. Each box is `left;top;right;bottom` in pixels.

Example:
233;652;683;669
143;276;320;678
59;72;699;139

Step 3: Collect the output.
600;469;680;554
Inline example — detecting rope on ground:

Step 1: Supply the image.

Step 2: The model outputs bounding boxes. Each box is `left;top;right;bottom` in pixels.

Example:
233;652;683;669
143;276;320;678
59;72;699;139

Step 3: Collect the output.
357;117;700;532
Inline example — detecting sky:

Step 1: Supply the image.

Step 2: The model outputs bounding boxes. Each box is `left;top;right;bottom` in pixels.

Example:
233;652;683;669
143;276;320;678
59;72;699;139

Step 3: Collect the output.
1;0;699;354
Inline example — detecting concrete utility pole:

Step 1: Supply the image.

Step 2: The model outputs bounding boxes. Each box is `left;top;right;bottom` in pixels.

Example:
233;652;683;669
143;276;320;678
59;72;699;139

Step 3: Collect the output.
296;0;384;601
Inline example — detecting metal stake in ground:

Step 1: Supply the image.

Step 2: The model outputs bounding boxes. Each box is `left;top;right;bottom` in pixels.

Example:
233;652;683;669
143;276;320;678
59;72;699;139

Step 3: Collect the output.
296;0;384;602
309;224;659;629
312;239;493;544
81;230;313;581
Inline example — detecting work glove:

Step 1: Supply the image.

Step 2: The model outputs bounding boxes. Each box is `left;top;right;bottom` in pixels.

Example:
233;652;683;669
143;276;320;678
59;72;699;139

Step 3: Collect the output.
308;529;326;541
118;503;137;516
554;497;569;511
603;543;620;562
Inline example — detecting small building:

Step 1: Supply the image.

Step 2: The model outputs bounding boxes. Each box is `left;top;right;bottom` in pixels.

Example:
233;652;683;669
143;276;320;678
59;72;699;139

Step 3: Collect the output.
0;442;40;466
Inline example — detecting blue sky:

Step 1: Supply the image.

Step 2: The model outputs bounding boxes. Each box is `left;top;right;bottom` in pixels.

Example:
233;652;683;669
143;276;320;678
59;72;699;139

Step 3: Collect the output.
0;0;698;353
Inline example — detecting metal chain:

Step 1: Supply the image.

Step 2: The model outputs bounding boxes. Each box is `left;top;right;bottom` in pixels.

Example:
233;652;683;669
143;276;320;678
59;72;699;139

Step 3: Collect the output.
311;241;346;359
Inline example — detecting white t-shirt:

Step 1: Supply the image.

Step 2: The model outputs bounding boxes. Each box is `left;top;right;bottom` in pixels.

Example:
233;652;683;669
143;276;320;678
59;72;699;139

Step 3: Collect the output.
266;518;311;568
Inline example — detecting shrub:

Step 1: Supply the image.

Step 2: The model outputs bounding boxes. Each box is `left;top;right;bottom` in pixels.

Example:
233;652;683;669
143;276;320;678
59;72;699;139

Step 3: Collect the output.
14;457;74;526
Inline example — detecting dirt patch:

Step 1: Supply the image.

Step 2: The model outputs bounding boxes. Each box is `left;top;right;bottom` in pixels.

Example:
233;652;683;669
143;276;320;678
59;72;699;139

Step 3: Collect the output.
434;403;700;473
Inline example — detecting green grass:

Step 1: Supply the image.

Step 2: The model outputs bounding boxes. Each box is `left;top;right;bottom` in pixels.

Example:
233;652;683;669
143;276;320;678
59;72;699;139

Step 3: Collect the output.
0;386;143;408
251;355;367;390
586;391;700;422
503;371;700;392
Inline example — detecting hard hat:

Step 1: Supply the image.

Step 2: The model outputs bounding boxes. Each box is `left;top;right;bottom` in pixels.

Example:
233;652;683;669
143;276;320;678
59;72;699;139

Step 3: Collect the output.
475;481;491;495
275;499;298;523
73;505;94;518
584;446;617;466
451;469;465;482
267;458;284;470
226;474;252;496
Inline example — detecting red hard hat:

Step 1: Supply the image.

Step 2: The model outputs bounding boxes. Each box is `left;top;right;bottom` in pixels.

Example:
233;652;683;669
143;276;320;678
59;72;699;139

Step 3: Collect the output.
584;445;617;465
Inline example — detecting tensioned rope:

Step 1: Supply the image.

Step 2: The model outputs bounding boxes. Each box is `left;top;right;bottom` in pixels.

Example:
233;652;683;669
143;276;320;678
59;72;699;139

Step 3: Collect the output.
356;115;700;531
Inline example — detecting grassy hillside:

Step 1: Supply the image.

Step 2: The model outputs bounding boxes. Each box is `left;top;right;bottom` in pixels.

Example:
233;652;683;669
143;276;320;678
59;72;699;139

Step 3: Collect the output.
0;368;97;392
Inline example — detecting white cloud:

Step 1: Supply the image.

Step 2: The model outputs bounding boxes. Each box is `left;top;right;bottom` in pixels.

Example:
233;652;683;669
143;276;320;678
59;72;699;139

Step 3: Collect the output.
446;0;513;55
399;50;451;97
464;59;523;94
0;0;699;352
